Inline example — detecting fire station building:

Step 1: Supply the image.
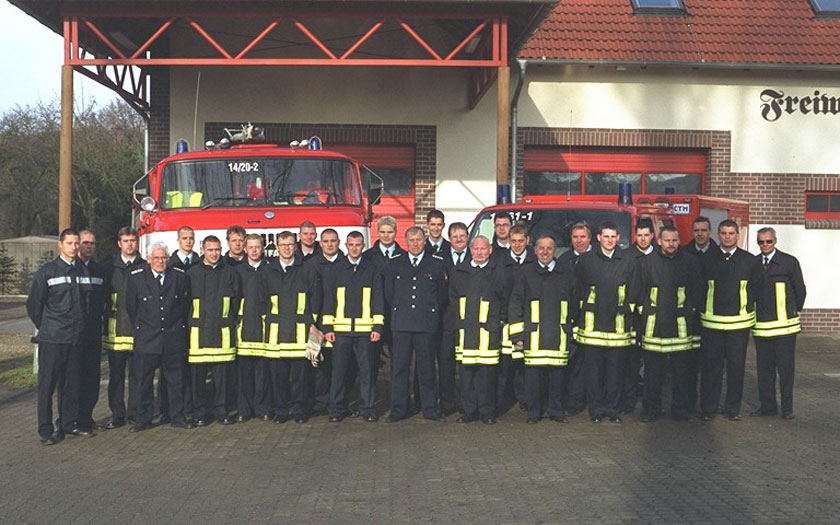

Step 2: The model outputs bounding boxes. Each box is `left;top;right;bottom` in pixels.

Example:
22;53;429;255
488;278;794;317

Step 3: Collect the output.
13;0;840;331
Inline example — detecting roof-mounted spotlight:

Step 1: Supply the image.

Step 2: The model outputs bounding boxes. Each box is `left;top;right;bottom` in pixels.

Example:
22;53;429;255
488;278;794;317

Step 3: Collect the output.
205;140;216;150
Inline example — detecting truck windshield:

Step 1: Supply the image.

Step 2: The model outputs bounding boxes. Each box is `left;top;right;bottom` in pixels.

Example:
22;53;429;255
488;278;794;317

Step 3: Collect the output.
470;208;632;254
159;157;361;209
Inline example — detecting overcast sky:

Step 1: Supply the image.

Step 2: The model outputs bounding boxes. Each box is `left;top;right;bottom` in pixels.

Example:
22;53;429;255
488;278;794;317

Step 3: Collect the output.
0;1;117;114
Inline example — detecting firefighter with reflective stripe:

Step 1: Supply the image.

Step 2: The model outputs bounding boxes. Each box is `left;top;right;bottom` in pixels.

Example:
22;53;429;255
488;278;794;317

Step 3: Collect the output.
637;226;703;422
698;219;762;421
77;230;106;433
751;227;806;419
234;233;271;422
496;224;533;414
27;229;91;444
509;234;577;424
126;242;194;431
99;227;145;430
186;235;242;426
305;228;343;416
574;221;640;423
450;235;509;425
259;230;319;424
322;231;384;422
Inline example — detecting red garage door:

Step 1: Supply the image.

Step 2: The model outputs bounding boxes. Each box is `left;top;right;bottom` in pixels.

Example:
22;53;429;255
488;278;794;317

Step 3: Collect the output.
523;148;706;196
332;144;416;242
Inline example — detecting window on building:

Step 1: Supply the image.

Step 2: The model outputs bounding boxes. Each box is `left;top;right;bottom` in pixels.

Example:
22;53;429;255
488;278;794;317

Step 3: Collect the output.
805;192;840;218
631;0;686;14
811;0;840;16
524;171;582;195
645;173;703;194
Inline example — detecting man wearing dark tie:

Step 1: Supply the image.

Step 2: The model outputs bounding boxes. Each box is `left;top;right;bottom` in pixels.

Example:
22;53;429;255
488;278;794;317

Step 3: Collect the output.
169;226;199;270
438;222;471;415
424;209;451;256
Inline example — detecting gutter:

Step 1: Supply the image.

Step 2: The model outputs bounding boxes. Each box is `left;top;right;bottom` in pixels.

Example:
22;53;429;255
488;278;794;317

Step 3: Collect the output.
509;59;527;203
514;57;840;73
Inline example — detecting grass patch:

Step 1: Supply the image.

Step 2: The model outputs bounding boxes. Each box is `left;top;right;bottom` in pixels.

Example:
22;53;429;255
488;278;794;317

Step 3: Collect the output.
0;354;36;390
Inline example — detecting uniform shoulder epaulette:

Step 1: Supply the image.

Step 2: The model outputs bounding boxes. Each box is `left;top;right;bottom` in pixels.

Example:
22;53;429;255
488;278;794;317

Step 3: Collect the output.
172;266;185;273
131;267;145;275
431;254;444;261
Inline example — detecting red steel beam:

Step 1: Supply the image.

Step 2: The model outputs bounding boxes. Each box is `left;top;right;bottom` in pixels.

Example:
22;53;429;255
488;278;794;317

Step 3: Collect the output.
339;21;382;60
398;19;441;60
131;17;175;59
235;20;280;59
445;19;487;61
294;20;338;60
83;18;127;59
187;17;232;59
69;58;504;67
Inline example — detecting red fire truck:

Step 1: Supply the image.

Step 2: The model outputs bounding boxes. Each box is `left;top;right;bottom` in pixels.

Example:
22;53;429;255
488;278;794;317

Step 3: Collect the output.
133;127;382;254
470;191;750;253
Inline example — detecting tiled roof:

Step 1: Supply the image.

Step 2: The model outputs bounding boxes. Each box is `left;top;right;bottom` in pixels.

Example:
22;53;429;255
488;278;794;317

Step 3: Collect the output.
521;0;840;66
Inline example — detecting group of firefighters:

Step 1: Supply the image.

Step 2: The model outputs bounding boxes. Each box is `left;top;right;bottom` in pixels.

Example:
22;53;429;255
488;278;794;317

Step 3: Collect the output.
27;209;806;445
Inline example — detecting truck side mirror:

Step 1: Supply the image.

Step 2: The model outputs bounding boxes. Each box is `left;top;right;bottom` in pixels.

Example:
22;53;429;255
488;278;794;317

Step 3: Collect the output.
362;165;384;205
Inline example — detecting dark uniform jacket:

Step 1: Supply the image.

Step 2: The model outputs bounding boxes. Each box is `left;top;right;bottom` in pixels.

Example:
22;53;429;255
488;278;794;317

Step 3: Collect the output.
125;266;190;354
425;238;451;257
448;258;509;365
362;240;406;275
296;241;321;262
683;238;718;257
385;252;447;333
637;247;703;352
102;255;147;351
235;259;269;355
498;247;536;358
169;250;199;271
699;247;762;331
223;252;246;267
27;257;91;345
441;248;471;333
307;251;345;331
556;246;591;272
574;248;640;348
186;261;242;363
81;258;107;340
259;255;318;358
321;257;385;336
508;260;578;366
753;250;806;338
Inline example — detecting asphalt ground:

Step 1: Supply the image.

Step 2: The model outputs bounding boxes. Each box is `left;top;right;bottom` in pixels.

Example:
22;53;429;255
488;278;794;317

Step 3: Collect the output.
1;302;839;523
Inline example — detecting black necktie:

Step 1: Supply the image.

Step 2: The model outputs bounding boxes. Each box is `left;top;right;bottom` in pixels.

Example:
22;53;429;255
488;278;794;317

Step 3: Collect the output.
412;257;418;267
516;255;522;264
125;259;131;268
763;256;769;268
456;252;463;264
724;252;732;261
157;274;164;288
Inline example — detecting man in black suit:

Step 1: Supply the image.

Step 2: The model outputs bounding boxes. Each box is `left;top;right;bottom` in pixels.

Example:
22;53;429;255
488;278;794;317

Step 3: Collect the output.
424;209;451;256
77;229;106;434
126;242;194;431
169;226;199;270
438;222;471;415
683;216;718;257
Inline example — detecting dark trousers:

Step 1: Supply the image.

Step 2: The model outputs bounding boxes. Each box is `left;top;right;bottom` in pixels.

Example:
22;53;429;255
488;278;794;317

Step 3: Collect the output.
238;355;269;418
583;344;626;419
267;358;307;418
564;344;587;413
134;351;186;426
107;350;137;422
496;354;525;411
391;331;437;419
621;345;642;412
460;364;497;418
438;329;459;414
160;354;192;418
754;334;797;415
700;328;749;417
331;335;378;417
37;342;80;438
307;348;332;413
524;366;566;420
685;350;700;415
642;351;694;417
191;361;233;419
78;337;101;429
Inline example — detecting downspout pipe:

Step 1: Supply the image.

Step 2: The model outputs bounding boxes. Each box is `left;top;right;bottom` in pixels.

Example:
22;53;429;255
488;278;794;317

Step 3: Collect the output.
509;59;527;203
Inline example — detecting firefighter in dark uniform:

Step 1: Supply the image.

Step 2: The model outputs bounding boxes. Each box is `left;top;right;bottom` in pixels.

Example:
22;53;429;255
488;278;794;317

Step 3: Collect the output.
224;225;247;267
574;221;640;423
496;224;533;414
637;226;703;422
259;230;319;424
751;227;806;420
186;235;242;426
492;213;513;253
384;226;447;422
235;233;271;422
126;241;194;431
100;227;145;430
322;230;385;422
77;230;106;433
450;235;509;425
297;221;322;262
169;225;199;270
438;222;471;415
621;220;655;414
425;209;451;256
509;234;578;424
557;221;592;415
27;229;92;444
306;228;343;416
698;219;762;421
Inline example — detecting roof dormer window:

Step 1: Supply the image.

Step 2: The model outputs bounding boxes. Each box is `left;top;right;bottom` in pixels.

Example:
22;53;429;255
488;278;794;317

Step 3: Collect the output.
811;0;840;16
631;0;686;15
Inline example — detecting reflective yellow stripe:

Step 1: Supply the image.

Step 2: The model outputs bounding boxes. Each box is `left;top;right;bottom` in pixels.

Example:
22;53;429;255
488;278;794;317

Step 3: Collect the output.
615;284;626;334
585;285;595;332
739;279;748;317
459;297;466;320
559;300;568;358
775;281;788;323
456;329;465;361
221;326;230;349
676;286;685;309
645;287;658;339
268;319;278;346
192;298;200;319
479;327;489;351
296;323;306;345
478;300;489;324
190;326;199;350
297;292;306;315
575;329;634;347
460;346;500;365
335;287;346;324
705;280;715;317
361;287;371;322
701;280;755;330
530;300;540;324
508;321;525;335
111;292;118;312
221;297;230;318
641;335;696;352
270;295;279;314
753;281;801;337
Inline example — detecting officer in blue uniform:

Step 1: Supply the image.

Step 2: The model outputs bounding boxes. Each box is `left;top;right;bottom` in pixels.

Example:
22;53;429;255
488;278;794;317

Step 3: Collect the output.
384;226;447;422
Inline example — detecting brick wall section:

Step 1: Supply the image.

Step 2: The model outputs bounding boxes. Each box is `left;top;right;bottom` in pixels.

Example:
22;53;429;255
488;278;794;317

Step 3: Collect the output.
801;309;840;333
148;67;170;167
205;122;437;226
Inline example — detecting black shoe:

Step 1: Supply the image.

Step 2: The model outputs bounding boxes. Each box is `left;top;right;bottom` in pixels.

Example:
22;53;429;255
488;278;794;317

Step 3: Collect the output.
129;423;151;433
158;415;171;425
273;415;289;424
349;410;361;418
39;435;60;446
365;414;379;423
386;414;405;423
67;425;94;438
294;416;308;424
549;415;567;423
220;416;236;425
609;415;622;424
782;413;795;420
481;416;496;425
423;414;446;422
700;413;713;422
170;420;196;429
236;414;251;423
526;417;540;424
195;418;212;427
102;419;125;430
726;414;742;421
328;415;344;423
641;414;657;423
590;416;601;423
456;414;478;424
749;409;777;417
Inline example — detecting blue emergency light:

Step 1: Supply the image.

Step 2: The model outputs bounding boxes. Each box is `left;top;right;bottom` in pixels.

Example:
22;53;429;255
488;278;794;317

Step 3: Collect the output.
176;139;189;153
308;136;322;150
